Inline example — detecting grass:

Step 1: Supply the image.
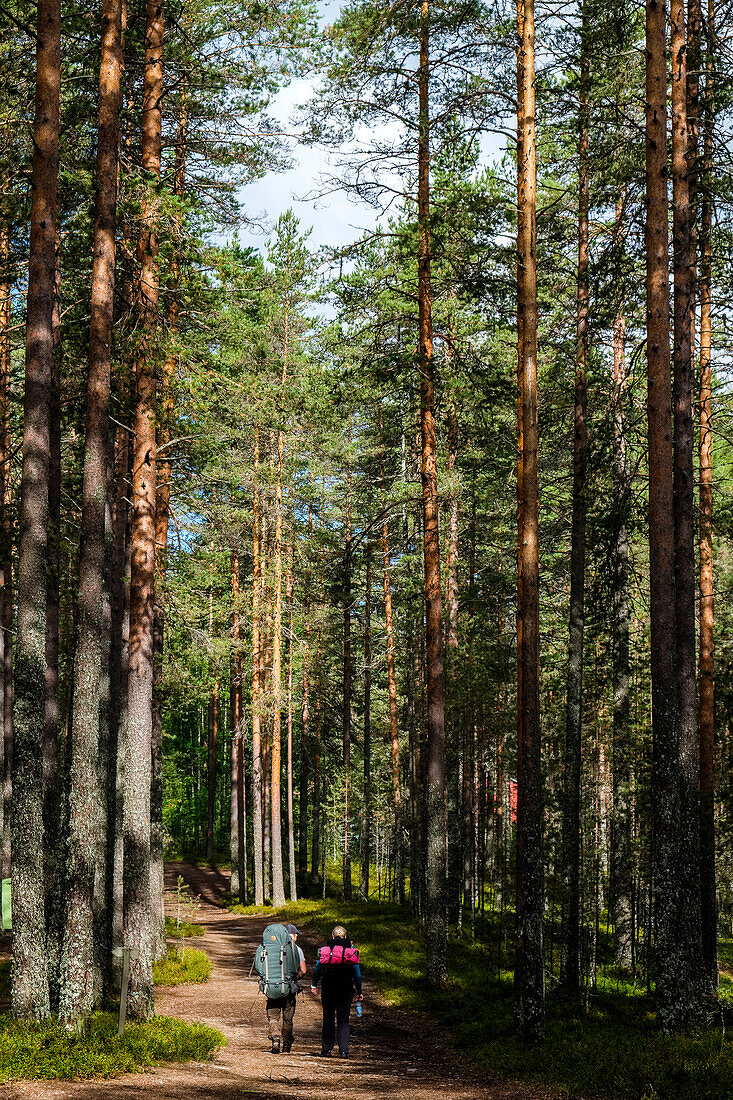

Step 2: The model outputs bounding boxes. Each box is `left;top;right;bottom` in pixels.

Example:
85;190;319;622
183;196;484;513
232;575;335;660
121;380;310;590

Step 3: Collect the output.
164;915;205;939
0;1011;224;1082
229;885;733;1100
153;946;211;986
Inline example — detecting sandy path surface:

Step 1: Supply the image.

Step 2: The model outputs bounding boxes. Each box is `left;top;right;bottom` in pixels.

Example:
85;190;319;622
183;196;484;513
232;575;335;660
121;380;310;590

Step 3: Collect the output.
4;863;548;1100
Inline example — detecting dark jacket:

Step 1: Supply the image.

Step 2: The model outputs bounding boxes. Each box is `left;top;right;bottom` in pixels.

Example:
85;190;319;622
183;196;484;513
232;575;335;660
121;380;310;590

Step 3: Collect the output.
312;936;362;997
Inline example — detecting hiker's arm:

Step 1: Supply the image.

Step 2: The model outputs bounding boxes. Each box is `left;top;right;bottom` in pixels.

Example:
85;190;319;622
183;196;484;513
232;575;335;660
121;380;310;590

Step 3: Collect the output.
311;959;322;993
353;963;362;997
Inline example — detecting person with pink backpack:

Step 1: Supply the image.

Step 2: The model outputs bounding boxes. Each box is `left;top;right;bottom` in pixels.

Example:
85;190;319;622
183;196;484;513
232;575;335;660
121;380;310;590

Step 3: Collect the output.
310;924;363;1057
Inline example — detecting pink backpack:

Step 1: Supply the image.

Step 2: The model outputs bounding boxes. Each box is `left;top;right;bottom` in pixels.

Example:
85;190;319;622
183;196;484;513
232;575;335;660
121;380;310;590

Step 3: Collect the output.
318;944;360;966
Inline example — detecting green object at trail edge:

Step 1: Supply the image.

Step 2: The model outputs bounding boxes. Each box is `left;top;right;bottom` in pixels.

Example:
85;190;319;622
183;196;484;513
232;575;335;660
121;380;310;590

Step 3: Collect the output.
1;879;9;930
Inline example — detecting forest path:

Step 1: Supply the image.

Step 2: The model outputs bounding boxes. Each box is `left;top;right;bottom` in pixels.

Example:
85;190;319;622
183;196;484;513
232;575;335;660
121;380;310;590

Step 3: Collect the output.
5;862;547;1100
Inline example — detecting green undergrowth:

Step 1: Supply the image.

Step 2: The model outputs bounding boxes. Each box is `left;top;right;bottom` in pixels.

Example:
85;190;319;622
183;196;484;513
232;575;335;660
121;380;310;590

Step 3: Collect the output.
165;915;205;939
0;1011;224;1082
153;946;211;986
229;890;733;1100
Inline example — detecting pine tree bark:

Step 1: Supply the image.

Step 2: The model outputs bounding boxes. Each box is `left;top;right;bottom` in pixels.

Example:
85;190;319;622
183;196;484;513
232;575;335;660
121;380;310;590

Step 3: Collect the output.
379;407;401;898
418;0;447;987
286;547;297;901
230;551;245;900
698;0;717;988
59;0;123;1028
298;503;312;886
109;416;130;975
0;227;10;885
12;0;61;1021
361;542;372;899
671;0;705;1022
44;272;62;1012
251;430;264;903
123;0;162;1021
646;0;689;1032
342;459;353;902
561;22;588;996
515;0;544;1039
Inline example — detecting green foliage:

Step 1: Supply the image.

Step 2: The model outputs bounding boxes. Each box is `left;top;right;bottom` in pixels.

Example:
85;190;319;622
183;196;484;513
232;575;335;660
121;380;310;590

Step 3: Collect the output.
164;916;205;940
153;947;212;986
0;1012;223;1083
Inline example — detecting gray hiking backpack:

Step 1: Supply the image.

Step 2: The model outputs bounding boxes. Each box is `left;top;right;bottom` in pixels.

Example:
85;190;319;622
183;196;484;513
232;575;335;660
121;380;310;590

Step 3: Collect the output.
254;923;300;998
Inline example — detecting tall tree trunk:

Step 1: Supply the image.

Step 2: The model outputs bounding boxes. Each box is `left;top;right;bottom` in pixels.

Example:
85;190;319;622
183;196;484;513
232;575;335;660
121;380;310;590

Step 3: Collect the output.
251;429;264;904
12;0;61;1021
646;0;685;1032
207;677;219;861
298;503;312;886
610;199;634;970
342;453;352;902
671;0;705;1022
286;544;297;901
561;21;589;995
0;227;10;884
515;0;544;1040
379;407;402;899
270;416;286;906
109;415;130;979
361;542;372;900
311;628;322;886
697;0;717;989
151;93;186;957
123;0;162;1022
418;0;447;987
230;551;245;900
59;0;123;1027
44;269;62;1012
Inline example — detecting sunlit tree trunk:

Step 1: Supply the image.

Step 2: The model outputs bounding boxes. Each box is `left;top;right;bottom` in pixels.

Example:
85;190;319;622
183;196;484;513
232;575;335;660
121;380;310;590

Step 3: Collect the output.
418;0;447;986
697;0;717;989
251;429;264;905
286;543;296;901
515;0;544;1040
124;0;163;1021
342;446;353;902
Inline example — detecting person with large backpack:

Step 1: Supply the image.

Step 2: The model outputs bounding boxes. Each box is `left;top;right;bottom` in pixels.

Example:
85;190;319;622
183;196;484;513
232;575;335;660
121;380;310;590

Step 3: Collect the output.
254;922;305;1053
310;924;363;1058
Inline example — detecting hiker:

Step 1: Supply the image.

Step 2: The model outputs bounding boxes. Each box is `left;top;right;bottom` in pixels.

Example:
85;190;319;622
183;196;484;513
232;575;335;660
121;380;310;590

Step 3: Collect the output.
254;922;305;1054
310;924;363;1058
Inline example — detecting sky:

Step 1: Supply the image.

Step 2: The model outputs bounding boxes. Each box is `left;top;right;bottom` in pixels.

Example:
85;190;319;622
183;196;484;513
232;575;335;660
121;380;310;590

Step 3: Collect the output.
237;75;379;255
236;0;381;256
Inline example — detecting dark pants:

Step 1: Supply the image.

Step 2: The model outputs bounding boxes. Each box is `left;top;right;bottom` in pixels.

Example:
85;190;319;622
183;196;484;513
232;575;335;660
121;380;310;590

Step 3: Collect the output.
321;988;353;1055
266;994;296;1043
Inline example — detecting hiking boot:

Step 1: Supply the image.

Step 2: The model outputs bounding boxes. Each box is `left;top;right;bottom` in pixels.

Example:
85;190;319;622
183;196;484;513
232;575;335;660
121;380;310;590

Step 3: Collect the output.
339;1051;349;1058
271;1037;280;1054
320;1050;331;1057
282;1041;292;1054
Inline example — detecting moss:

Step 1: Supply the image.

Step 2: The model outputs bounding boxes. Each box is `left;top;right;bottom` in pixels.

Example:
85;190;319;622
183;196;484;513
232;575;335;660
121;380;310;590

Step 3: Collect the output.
153;946;211;986
0;1011;224;1082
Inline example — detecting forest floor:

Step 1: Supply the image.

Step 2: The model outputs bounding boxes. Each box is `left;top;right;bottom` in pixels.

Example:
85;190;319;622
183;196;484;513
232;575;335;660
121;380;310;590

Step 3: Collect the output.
2;862;550;1100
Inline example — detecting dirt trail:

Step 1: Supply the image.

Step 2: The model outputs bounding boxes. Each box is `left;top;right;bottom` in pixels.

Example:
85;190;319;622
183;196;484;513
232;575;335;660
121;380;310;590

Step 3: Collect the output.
5;863;547;1100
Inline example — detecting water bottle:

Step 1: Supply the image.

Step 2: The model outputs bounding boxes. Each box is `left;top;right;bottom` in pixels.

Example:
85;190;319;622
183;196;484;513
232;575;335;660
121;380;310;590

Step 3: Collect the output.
356;1001;362;1019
